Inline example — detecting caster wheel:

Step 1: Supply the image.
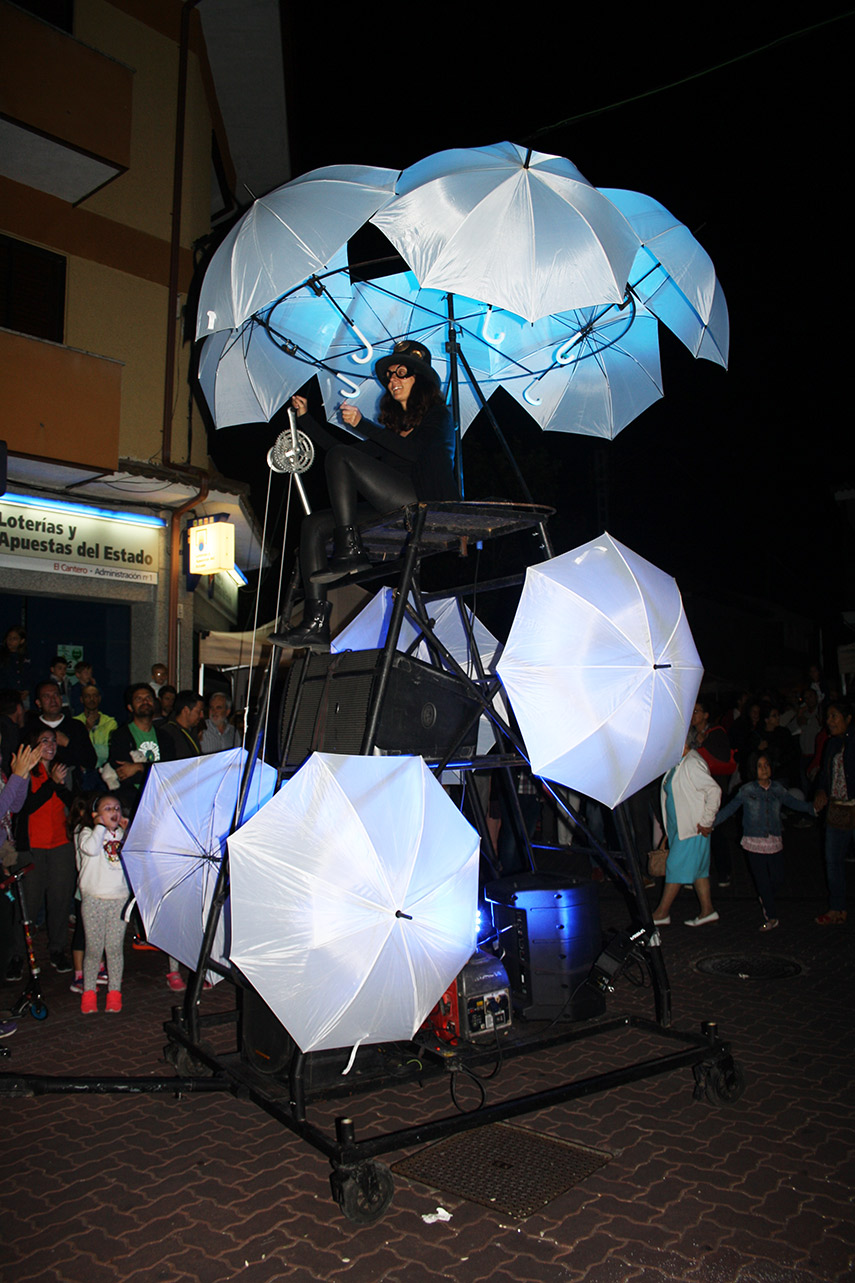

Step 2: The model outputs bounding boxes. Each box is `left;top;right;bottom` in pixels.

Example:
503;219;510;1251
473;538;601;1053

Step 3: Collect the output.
705;1058;746;1106
167;1043;212;1078
29;1001;48;1020
331;1161;394;1225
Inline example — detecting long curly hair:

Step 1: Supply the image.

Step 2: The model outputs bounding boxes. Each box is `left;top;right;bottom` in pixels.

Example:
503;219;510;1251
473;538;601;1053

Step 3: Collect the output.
377;377;444;433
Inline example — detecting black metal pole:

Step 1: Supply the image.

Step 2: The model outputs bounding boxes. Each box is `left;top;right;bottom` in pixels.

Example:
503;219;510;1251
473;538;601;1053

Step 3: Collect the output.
454;344;535;506
360;503;427;754
445;296;464;498
614;801;672;1028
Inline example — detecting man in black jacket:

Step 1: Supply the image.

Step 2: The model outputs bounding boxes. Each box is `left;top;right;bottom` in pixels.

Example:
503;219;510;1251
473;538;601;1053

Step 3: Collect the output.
160;690;204;760
27;680;96;793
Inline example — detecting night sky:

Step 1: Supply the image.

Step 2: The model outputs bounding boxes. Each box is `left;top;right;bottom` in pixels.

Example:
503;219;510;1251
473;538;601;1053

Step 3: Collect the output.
208;9;854;679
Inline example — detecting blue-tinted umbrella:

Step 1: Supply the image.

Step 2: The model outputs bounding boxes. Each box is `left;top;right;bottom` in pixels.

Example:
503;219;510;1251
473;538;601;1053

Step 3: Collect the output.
601;188;729;367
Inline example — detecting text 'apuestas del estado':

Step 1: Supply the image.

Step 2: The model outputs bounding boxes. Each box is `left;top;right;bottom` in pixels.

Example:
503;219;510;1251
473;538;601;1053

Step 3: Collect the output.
0;514;153;564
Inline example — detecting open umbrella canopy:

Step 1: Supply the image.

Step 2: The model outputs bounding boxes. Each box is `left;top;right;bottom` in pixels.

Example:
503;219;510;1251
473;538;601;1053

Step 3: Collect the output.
194;145;726;450
496;533;703;808
494;301;663;440
602;188;729;367
198;247;354;428
370;142;640;322
228;753;480;1054
196;163;398;338
121;749;278;980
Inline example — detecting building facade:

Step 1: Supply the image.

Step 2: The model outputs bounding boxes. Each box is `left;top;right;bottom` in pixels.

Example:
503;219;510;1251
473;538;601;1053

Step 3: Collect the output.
0;0;264;702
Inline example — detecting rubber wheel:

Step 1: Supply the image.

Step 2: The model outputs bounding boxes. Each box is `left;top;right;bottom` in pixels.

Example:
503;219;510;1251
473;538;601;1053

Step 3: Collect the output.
336;1162;394;1225
29;1001;48;1021
705;1059;746;1106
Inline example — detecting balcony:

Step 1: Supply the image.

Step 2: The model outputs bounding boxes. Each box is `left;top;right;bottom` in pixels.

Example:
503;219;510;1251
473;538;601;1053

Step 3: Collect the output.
0;3;132;204
0;327;122;470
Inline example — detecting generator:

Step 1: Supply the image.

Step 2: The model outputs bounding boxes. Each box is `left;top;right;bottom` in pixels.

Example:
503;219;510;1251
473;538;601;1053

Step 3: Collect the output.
423;949;512;1045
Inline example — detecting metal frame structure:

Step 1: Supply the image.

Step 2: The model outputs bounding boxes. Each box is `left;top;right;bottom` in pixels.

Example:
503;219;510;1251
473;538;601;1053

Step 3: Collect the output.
1;501;745;1224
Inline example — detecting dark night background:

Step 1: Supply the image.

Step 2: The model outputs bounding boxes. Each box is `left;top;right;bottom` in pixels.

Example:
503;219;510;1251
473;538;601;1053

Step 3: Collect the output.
206;8;854;689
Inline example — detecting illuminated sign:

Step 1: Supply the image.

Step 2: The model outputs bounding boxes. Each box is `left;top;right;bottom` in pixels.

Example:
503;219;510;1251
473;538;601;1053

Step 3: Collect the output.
188;519;235;575
0;495;162;584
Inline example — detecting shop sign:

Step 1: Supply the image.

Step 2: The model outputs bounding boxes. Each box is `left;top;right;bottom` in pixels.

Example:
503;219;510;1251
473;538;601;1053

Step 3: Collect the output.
188;519;235;575
0;495;162;585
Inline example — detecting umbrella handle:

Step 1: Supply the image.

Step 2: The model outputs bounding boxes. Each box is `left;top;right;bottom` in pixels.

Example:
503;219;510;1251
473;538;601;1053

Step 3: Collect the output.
336;373;363;397
481;306;505;345
522;379;543;406
554;333;583;364
346;323;374;365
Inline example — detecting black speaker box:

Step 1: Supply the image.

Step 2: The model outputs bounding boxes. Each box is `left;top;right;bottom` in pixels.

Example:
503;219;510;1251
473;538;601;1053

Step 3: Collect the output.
280;648;481;765
485;873;606;1022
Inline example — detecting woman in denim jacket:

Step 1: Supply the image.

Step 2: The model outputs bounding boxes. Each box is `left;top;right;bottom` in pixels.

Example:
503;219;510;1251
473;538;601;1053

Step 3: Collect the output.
715;751;817;930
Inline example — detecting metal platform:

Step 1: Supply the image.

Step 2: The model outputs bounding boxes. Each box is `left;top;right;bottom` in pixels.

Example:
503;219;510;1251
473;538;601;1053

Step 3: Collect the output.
356;500;555;558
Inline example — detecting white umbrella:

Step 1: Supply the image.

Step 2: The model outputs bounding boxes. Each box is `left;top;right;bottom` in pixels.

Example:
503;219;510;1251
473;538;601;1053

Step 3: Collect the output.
496;533;703;808
121;749;278;981
496;302;663;440
198;247;353;428
228;753;480;1054
601;188;729;367
196;163;398;337
371;142;639;322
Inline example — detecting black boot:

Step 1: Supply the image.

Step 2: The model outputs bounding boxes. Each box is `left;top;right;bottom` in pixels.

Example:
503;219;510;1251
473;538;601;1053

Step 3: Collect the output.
310;526;371;584
270;600;331;651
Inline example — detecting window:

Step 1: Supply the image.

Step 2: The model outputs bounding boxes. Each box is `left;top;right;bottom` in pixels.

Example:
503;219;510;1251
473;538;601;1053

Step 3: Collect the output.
0;234;66;343
13;1;73;34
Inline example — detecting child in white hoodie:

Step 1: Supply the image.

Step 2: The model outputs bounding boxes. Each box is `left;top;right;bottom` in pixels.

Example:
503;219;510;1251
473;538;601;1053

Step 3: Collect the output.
75;794;129;1014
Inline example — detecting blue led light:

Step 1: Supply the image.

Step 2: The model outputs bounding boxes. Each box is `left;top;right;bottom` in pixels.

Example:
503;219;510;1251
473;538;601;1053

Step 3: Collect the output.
2;493;166;528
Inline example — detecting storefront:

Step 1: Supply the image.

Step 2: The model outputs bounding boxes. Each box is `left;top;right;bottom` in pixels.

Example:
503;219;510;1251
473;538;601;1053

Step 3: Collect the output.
0;482;260;714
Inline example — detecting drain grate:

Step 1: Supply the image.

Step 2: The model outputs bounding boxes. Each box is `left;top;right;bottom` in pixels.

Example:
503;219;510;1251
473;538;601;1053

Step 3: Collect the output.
695;954;803;980
392;1122;612;1218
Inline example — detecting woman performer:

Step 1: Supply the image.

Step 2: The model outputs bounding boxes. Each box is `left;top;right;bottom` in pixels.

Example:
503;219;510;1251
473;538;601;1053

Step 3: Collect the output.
274;341;456;651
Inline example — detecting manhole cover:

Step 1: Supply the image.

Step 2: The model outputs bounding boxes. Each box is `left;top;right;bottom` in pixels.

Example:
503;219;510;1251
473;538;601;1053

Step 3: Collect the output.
695;954;803;980
392;1122;611;1218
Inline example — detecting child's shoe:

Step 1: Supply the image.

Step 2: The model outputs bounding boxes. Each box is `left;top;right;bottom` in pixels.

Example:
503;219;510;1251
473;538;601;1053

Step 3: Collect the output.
80;990;97;1014
105;991;122;1013
69;972;84;994
166;971;186;992
96;964;109;986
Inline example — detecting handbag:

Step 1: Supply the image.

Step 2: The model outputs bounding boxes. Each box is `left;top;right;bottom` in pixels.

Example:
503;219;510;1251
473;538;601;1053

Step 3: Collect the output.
827;799;855;831
648;842;669;877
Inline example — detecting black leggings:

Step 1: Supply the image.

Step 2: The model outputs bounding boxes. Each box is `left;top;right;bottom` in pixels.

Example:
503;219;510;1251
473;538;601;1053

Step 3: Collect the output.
300;445;417;600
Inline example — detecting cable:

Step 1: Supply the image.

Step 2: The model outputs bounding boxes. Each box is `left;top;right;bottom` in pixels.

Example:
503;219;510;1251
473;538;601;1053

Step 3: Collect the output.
527;13;853;139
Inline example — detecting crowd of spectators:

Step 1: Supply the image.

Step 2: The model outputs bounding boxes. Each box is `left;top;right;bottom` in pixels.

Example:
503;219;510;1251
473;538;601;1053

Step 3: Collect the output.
0;627;242;1029
638;668;853;929
1;623;850;1038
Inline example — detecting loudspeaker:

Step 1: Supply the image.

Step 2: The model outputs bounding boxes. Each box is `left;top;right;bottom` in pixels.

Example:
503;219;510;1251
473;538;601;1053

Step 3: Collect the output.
279;649;481;765
485;873;606;1022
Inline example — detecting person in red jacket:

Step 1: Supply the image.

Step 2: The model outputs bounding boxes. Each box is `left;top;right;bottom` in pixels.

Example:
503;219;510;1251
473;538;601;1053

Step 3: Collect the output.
15;725;74;972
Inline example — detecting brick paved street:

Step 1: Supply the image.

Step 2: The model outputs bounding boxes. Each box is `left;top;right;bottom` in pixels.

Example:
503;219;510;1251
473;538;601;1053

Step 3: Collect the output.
2;827;853;1283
